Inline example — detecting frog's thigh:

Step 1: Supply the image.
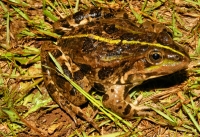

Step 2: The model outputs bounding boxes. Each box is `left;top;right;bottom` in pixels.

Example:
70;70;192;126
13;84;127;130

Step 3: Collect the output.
102;85;150;118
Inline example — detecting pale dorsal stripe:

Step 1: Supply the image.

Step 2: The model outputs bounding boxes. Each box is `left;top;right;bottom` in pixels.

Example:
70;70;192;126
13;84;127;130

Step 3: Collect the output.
62;34;184;57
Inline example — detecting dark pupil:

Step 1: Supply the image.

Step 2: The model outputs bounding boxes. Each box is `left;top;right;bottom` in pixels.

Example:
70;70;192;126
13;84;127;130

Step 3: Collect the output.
152;53;160;60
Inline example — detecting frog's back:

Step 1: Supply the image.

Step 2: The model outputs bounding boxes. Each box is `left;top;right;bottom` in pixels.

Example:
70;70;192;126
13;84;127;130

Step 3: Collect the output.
56;15;189;70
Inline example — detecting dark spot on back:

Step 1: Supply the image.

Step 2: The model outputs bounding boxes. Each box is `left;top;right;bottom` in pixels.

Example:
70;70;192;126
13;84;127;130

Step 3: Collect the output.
123;104;131;115
73;11;85;24
111;89;114;92
93;27;102;36
120;33;139;41
87;21;95;26
82;38;95;53
62;64;72;78
74;70;84;81
102;94;109;101
140;32;156;42
93;82;105;91
106;46;122;56
118;106;122;109
78;64;92;74
103;24;117;34
89;8;102;18
98;67;114;80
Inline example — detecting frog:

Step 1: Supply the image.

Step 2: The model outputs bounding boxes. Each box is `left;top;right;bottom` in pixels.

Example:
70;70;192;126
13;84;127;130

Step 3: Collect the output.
41;7;190;128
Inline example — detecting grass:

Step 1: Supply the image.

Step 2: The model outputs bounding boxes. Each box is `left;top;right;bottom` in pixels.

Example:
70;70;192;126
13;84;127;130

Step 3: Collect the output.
0;0;200;136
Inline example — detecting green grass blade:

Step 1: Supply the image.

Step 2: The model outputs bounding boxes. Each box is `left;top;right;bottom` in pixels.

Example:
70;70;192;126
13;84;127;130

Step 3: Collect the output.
182;104;200;133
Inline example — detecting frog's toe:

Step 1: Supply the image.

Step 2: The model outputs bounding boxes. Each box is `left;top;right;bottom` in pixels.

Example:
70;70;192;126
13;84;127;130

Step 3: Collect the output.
135;110;155;116
133;94;143;105
122;104;155;118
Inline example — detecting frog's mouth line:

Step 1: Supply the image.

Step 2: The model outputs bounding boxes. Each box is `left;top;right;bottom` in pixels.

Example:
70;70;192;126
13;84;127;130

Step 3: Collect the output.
119;59;189;85
143;60;189;79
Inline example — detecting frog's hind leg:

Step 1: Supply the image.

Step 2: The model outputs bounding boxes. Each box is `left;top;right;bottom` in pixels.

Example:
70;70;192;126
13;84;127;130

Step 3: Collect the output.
41;42;100;132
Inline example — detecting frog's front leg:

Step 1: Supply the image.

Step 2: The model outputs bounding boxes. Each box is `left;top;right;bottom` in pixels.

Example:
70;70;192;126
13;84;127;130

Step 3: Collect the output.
102;85;151;118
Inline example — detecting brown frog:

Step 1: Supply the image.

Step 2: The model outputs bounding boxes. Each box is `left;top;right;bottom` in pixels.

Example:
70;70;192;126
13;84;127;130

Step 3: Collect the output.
41;7;190;128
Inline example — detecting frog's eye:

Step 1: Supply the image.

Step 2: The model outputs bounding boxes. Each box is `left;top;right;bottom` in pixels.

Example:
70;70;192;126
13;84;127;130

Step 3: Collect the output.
147;50;163;64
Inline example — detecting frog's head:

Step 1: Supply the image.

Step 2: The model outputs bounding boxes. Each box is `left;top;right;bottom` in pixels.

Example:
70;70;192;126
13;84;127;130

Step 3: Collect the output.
123;31;190;84
135;33;189;80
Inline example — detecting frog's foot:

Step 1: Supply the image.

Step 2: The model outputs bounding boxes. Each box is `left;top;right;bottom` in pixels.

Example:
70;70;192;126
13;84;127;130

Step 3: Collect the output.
47;88;100;132
58;101;100;132
102;85;154;119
